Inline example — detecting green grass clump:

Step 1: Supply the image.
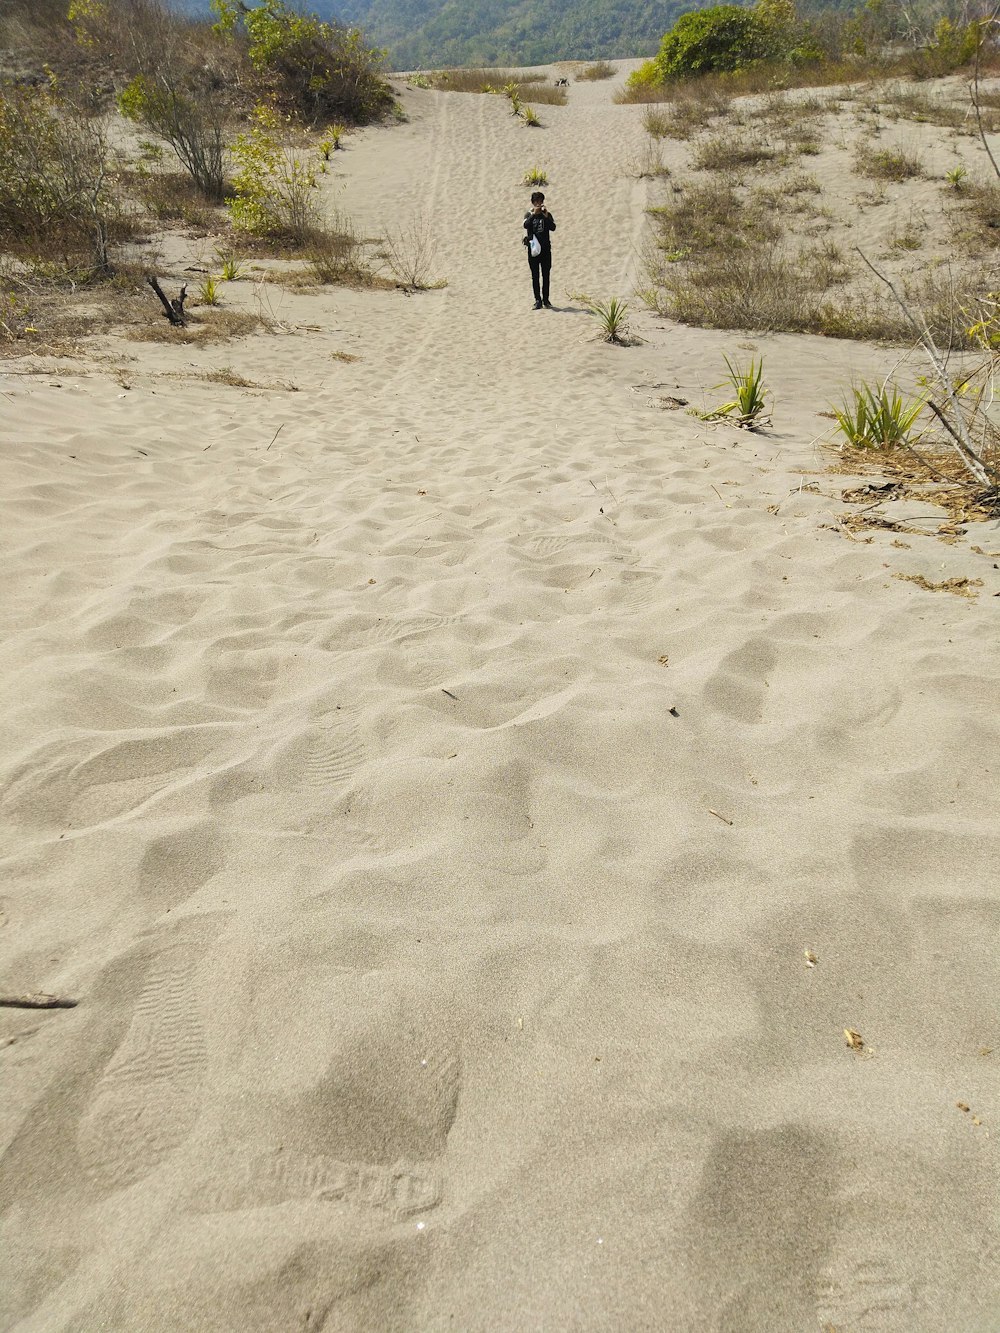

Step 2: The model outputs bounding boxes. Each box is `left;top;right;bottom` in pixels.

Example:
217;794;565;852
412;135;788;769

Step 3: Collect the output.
523;165;548;185
832;381;924;448
704;355;768;426
855;144;924;182
576;294;630;343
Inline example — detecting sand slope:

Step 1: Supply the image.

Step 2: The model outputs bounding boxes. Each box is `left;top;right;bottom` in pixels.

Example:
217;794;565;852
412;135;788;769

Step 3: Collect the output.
2;68;1000;1332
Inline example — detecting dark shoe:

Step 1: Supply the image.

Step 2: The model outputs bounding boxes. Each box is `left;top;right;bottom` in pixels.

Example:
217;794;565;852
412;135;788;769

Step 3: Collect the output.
542;300;553;308
533;300;543;309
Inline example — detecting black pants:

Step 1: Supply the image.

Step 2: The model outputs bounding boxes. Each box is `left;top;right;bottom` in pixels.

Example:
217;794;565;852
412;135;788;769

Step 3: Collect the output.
529;251;551;302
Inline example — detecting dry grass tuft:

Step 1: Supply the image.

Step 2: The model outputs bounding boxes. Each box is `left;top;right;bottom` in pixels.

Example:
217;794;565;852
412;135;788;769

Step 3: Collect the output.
692;134;776;172
423;69;567;104
855;143;924;181
577;61;616;81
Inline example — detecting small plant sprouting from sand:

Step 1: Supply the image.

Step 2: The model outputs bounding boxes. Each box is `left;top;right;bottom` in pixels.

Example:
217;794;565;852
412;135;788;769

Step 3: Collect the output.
945;164;969;191
831;380;925;449
217;251;245;281
703;355;769;428
198;275;222;306
522;106;541;128
504;83;523;116
575;294;631;344
523;165;548;186
319;124;346;159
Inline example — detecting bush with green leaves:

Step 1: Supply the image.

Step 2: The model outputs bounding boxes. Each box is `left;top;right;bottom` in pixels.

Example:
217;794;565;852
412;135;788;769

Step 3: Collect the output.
629;0;823;88
119;74;228;201
211;0;392;125
227;103;318;242
0;80;121;272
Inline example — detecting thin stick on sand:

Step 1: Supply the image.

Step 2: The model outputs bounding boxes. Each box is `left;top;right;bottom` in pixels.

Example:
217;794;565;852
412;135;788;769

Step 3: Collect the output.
0;993;79;1009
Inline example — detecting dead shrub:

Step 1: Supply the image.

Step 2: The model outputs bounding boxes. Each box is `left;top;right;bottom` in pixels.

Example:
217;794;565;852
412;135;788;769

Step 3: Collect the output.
306;217;368;284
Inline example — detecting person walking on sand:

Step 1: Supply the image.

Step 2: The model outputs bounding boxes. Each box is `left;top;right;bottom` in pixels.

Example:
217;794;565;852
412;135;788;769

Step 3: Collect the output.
523;191;556;310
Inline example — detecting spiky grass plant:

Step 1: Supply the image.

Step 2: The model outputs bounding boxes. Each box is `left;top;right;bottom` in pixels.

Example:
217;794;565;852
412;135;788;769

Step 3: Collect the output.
319;124;345;159
705;355;768;426
522;106;541;127
831;380;925;449
523;165;548;186
576;294;630;343
945;164;968;190
198;275;222;306
216;251;244;281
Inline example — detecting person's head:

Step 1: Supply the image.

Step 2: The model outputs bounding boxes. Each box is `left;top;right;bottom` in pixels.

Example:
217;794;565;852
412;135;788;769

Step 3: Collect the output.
530;191;545;211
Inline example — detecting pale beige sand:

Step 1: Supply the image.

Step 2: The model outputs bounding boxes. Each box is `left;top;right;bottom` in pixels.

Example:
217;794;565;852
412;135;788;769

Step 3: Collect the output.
2;64;1000;1333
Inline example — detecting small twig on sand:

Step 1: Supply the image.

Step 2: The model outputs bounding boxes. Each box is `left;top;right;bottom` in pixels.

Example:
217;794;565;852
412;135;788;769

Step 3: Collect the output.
265;423;284;451
708;808;734;826
0;993;79;1009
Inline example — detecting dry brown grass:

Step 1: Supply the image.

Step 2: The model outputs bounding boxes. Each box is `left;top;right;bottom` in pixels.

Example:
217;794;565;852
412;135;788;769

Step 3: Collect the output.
125;170;221;231
127;306;272;343
956;181;1000;252
691;134;775;172
577;61;616;81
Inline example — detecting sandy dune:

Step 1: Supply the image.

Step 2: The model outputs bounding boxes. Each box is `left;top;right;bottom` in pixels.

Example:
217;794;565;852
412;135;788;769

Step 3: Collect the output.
2;66;1000;1332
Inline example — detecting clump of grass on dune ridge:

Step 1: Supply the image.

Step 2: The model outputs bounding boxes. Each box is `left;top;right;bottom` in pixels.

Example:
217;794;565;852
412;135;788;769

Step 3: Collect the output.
416;68;567;104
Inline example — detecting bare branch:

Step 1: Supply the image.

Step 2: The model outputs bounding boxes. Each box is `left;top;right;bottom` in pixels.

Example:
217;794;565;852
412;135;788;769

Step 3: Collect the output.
854;246;996;488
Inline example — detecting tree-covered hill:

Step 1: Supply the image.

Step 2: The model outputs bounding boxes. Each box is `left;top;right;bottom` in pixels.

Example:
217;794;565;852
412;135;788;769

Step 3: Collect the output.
170;0;707;69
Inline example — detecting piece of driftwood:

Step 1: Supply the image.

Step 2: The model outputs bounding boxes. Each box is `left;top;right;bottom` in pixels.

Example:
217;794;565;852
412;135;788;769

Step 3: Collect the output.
147;275;188;327
0;993;79;1009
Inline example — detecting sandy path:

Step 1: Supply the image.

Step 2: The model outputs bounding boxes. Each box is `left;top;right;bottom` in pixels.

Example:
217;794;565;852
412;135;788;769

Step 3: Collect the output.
2;69;1000;1332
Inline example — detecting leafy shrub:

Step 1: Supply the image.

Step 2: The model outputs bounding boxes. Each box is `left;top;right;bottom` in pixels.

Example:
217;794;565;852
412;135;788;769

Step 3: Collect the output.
227;103;317;241
0;80;124;272
211;0;392;125
119;74;228;200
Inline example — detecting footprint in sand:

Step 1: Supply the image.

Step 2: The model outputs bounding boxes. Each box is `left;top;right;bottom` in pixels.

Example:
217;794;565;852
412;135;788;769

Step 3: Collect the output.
77;924;215;1189
192;940;462;1225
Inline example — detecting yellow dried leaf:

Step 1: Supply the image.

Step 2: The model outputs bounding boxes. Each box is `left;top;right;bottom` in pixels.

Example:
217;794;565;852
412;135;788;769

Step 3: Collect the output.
956;1102;970;1112
844;1028;864;1050
804;950;818;967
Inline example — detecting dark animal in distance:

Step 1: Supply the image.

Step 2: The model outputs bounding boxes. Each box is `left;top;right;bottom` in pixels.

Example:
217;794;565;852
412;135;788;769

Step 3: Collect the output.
554;78;569;86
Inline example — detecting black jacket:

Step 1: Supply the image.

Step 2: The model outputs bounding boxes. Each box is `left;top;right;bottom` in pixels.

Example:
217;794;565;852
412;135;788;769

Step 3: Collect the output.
523;209;556;256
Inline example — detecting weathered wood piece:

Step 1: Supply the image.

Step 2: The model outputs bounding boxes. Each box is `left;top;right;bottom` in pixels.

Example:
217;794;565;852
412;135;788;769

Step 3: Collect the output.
0;993;79;1009
147;275;188;327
